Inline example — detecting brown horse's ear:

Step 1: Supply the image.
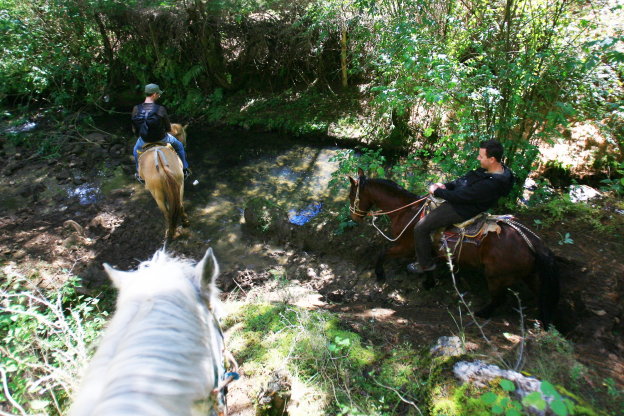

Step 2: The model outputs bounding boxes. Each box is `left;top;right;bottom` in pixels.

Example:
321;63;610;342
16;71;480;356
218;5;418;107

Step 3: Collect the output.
348;175;357;186
357;168;365;177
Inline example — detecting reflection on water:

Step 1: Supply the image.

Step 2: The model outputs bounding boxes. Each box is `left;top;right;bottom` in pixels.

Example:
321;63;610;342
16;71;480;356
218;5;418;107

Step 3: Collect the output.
6;121;37;134
288;202;323;225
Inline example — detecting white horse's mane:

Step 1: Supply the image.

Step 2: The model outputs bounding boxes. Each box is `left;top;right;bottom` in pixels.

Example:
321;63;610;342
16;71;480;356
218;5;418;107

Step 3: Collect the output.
70;249;224;416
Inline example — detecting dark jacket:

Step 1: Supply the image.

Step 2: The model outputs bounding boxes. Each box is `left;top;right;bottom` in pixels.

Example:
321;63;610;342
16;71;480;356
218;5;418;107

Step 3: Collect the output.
433;166;514;220
131;103;172;142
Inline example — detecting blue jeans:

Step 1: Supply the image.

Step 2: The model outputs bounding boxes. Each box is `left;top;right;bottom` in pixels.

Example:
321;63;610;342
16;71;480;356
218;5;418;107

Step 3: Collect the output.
134;133;189;172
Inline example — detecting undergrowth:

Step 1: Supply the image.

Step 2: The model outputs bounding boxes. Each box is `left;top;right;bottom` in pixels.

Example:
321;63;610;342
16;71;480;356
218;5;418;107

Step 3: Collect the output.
203;88;366;138
223;300;435;415
0;269;109;415
522;194;624;235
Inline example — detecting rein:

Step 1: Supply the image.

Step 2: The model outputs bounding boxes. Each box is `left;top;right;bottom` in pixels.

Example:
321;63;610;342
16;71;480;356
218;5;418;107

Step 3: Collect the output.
350;181;427;217
371;201;428;242
350;180;429;242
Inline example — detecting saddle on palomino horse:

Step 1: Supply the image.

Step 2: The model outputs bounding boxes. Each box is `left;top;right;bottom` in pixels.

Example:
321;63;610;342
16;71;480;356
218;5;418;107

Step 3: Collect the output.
137;142;174;158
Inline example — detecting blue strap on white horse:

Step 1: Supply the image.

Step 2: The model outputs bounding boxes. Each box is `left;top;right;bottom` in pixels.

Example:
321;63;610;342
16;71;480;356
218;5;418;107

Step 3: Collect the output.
224;371;240;381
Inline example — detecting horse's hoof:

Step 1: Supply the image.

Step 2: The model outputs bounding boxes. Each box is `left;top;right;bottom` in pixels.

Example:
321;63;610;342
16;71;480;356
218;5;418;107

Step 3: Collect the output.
422;278;436;290
375;270;386;281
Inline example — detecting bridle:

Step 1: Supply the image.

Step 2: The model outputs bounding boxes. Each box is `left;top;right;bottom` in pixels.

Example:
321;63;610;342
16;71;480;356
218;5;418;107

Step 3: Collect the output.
349;180;369;218
349;179;430;242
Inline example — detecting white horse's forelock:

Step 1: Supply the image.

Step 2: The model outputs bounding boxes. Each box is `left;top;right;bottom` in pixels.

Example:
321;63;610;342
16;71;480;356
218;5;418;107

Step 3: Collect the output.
70;249;224;416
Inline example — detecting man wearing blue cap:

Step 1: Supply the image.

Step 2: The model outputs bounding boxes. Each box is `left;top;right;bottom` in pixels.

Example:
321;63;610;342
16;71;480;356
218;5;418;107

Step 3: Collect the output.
131;83;189;181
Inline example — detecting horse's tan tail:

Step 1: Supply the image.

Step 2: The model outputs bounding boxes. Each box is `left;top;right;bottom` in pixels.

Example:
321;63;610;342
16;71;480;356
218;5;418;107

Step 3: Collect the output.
155;150;182;236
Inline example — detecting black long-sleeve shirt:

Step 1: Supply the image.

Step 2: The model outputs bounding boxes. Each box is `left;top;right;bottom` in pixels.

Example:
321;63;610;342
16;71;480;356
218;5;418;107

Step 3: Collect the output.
433;166;514;220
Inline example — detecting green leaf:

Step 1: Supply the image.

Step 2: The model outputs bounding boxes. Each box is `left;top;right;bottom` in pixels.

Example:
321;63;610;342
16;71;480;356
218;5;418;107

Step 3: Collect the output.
500;379;515;392
540;381;558;397
505;409;521;416
335;336;351;347
492;404;504;414
550;399;569;416
522;392;546;410
30;400;49;410
481;392;498;405
376;167;384;176
424;127;434;137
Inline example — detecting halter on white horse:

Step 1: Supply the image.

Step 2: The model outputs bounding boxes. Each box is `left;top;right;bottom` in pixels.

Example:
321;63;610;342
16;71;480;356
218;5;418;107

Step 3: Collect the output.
70;248;226;416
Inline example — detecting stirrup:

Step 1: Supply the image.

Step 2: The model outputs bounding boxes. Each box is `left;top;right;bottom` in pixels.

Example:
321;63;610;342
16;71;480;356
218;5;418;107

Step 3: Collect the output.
407;262;436;274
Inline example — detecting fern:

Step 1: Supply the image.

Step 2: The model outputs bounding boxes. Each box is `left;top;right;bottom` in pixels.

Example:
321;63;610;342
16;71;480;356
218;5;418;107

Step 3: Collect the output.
182;65;204;87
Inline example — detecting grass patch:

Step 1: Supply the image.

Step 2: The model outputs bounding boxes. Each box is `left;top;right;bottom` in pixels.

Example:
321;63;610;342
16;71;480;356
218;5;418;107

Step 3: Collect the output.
225;301;448;415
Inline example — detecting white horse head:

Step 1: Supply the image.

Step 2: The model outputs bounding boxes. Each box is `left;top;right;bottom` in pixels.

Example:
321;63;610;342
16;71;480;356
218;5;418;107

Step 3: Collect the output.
70;248;226;416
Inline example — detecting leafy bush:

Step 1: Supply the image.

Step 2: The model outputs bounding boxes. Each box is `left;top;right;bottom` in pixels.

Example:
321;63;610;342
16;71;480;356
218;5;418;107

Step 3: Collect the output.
0;272;108;415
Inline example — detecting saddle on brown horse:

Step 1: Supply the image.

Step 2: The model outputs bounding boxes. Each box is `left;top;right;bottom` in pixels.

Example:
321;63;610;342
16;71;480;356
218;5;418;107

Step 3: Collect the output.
426;199;536;261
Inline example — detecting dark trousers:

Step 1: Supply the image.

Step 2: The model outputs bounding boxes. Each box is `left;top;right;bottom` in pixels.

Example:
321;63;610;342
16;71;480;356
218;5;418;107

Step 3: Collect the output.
413;203;465;268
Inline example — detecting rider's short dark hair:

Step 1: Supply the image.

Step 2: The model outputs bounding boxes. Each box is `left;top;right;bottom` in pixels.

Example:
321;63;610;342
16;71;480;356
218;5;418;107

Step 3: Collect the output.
480;139;504;162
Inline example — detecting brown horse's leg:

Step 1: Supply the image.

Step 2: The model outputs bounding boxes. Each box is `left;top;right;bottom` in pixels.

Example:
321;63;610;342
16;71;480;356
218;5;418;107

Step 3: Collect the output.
376;244;413;280
476;278;506;318
374;251;386;280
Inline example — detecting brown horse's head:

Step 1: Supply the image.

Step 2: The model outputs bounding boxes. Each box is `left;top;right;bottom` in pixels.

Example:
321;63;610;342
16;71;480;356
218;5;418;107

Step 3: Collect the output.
348;168;373;222
170;123;188;146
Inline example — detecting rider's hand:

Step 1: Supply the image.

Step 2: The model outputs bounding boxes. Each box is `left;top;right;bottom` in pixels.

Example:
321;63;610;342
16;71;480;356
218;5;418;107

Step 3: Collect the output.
429;183;445;194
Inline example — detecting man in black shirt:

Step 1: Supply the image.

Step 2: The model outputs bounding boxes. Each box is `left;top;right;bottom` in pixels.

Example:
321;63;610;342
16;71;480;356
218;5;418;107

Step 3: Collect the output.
408;139;514;273
132;83;189;180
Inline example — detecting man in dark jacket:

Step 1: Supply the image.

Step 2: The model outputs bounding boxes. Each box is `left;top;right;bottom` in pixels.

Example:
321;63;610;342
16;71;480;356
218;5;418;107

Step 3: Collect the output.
132;83;189;180
407;139;514;273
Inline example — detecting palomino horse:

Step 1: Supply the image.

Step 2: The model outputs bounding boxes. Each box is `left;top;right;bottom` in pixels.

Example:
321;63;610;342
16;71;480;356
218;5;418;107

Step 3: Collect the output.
70;248;233;416
348;168;559;327
138;123;189;240
170;123;188;146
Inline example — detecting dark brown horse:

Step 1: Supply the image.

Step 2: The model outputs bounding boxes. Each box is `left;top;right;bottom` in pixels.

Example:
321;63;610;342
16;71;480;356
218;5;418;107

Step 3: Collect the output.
348;168;559;327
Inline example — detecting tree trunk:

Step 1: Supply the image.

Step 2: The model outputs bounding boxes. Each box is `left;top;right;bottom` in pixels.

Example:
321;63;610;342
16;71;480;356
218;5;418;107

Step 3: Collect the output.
340;21;348;88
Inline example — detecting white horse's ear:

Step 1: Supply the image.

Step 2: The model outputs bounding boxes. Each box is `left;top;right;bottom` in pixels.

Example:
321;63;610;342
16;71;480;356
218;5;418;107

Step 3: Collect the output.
195;247;219;291
103;263;132;288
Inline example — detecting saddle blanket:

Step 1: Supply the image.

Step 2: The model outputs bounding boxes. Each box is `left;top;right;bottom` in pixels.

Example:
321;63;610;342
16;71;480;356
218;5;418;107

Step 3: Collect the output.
436;213;515;247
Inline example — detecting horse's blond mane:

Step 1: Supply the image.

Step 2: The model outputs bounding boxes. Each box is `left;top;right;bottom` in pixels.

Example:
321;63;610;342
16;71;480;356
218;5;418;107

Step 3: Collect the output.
70;250;223;416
